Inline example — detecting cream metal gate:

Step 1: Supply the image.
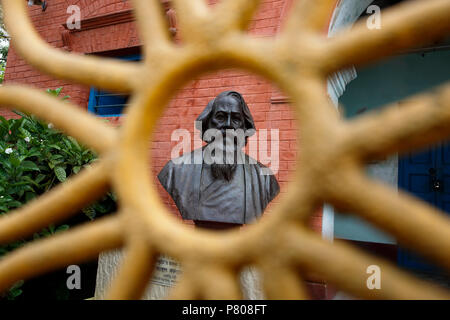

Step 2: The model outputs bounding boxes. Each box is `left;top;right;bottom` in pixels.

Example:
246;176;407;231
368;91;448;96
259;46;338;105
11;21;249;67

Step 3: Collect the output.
0;0;449;299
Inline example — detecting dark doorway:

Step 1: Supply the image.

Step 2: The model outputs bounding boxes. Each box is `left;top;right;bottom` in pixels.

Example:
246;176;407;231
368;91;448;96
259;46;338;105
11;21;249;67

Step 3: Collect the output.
398;143;450;276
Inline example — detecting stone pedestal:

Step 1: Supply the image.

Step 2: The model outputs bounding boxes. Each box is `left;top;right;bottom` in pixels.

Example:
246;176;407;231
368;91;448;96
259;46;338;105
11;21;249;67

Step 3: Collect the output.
94;249;264;300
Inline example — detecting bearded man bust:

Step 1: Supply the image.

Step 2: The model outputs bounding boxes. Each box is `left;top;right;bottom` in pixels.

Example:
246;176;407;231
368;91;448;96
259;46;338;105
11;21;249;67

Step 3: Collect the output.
158;91;280;229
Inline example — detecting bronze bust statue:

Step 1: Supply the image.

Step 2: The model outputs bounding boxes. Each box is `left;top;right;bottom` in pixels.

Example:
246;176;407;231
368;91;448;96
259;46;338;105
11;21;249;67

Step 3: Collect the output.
158;91;279;229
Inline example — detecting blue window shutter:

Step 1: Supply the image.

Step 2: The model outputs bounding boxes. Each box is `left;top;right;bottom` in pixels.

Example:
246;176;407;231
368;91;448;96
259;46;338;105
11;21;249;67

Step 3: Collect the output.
88;54;141;116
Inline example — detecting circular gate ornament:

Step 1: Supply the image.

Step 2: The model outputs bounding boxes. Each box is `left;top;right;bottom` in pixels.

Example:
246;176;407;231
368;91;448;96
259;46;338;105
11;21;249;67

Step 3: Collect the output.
0;0;449;299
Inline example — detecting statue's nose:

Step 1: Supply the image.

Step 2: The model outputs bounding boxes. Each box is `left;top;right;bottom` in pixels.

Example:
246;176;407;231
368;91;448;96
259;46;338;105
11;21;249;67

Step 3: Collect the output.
226;114;232;127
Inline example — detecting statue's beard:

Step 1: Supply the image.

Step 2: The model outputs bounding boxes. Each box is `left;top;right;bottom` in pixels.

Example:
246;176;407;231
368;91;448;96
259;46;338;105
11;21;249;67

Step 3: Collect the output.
206;128;247;181
210;132;239;182
211;162;237;182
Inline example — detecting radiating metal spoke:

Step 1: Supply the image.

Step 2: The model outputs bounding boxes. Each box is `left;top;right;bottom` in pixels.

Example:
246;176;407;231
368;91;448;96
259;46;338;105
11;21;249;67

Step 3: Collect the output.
0;216;123;293
286;225;450;299
327;172;450;271
324;0;450;72
0;159;111;244
131;0;176;63
3;0;141;93
171;0;210;43
0;85;117;154
283;0;336;35
343;84;450;162
106;234;156;300
213;0;263;32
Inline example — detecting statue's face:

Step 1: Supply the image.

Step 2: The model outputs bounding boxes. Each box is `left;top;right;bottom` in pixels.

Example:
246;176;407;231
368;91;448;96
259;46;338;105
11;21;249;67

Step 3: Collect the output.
208;96;245;133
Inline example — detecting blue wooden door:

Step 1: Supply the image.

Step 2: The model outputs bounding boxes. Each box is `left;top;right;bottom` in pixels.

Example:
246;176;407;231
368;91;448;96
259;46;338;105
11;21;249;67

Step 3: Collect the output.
436;143;450;212
398;143;449;273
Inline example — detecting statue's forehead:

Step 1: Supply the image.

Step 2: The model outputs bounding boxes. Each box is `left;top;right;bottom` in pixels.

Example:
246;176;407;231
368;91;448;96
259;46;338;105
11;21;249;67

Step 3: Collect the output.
213;96;242;114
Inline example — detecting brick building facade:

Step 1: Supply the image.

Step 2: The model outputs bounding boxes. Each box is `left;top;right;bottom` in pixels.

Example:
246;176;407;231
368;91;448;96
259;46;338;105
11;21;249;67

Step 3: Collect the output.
2;0;335;298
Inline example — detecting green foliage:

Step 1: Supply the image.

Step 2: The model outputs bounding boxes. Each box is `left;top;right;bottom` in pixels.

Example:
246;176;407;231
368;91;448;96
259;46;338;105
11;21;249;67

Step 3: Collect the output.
0;58;6;85
0;88;117;299
46;87;70;100
4;280;23;300
0;4;9;85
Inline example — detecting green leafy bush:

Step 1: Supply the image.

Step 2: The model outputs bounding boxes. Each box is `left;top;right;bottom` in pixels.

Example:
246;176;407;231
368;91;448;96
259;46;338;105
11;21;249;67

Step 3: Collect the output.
0;88;116;299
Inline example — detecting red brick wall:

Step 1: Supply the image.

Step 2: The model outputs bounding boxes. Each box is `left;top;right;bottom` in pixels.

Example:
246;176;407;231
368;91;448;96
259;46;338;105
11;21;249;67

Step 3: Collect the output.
2;0;322;232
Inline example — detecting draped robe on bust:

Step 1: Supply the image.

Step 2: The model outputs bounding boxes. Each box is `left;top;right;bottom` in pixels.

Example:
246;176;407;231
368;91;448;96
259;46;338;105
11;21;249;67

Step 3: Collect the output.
158;148;280;224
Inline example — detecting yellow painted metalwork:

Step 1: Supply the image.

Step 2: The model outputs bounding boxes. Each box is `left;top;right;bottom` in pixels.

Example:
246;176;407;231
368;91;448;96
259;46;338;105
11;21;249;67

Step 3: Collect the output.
0;0;449;299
